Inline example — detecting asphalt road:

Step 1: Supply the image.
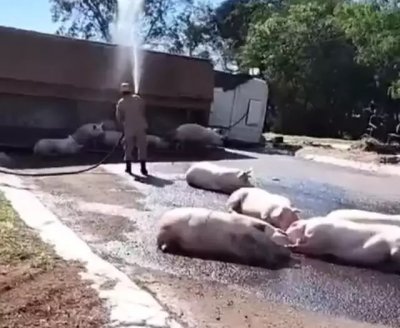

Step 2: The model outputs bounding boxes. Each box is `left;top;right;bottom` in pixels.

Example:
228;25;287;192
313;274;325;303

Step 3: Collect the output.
21;149;400;327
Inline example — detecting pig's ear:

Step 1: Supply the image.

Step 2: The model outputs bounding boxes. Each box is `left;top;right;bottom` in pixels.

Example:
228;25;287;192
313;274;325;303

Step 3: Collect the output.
253;221;267;232
291;207;301;214
245;167;254;177
237;168;253;180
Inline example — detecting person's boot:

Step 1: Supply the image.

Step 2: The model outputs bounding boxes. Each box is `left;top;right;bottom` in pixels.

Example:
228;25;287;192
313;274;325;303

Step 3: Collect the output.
125;161;132;174
140;161;148;176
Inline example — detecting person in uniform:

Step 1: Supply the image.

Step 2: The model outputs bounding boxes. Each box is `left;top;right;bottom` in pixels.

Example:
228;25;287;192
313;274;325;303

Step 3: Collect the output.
115;82;148;175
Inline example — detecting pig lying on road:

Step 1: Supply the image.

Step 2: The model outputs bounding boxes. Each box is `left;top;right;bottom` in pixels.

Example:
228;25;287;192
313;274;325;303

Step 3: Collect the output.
185;162;253;194
33;123;104;157
156;207;292;268
173;124;224;148
227;187;301;230
326;209;400;227
286;217;400;268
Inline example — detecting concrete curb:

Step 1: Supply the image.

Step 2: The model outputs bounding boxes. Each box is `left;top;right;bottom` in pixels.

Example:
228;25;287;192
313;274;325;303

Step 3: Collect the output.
302;154;400;177
0;173;182;328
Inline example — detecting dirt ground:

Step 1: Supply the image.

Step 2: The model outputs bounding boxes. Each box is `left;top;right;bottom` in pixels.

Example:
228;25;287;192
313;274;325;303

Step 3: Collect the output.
264;133;398;164
0;193;108;328
296;146;383;163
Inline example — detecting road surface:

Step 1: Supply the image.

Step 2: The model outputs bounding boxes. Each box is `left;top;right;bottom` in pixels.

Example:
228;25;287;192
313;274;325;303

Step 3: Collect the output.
17;149;400;328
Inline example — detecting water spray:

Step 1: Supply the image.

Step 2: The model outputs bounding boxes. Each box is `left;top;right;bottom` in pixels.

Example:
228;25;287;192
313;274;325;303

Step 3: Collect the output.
112;0;145;94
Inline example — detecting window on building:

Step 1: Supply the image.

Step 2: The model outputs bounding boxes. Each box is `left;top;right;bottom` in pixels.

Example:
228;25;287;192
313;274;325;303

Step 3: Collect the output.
246;99;263;126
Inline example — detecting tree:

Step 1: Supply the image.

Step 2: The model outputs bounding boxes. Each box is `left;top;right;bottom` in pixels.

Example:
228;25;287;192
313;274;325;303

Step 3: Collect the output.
49;0;193;43
208;0;281;70
240;1;369;136
336;3;400;98
165;4;213;58
388;79;400;100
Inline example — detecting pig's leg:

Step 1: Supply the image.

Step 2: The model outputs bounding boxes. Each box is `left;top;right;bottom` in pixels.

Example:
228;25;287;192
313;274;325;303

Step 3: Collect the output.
226;192;243;213
341;235;389;266
287;233;322;256
389;245;400;272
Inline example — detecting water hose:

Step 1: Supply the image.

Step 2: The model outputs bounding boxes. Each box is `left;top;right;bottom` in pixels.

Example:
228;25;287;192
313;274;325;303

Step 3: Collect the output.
0;135;124;177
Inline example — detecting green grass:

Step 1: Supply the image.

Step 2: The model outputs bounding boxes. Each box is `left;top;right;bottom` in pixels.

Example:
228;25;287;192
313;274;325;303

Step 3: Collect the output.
0;193;55;269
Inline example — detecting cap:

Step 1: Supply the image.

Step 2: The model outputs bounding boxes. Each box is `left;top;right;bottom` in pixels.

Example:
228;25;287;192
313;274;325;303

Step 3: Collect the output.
120;82;132;93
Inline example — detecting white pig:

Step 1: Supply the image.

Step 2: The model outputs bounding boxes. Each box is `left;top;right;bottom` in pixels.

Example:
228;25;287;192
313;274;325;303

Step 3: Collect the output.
34;135;84;157
101;130;123;148
33;123;104;157
70;123;105;145
227;187;301;231
0;152;13;167
185;162;253;194
100;119;118;131
173;124;223;147
147;135;170;150
156;207;291;268
285;217;400;267
326;209;400;227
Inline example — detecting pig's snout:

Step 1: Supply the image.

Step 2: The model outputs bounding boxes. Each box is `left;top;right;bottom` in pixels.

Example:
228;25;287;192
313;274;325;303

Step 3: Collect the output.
271;229;291;247
156;227;180;254
279;208;301;231
270;244;292;268
285;220;306;245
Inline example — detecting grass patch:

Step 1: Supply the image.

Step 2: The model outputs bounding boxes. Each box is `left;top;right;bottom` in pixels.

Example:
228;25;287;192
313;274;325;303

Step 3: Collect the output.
0;193;56;269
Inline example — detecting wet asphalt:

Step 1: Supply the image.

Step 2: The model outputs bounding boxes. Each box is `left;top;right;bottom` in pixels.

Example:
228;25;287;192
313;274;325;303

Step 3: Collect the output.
18;148;400;327
95;151;400;328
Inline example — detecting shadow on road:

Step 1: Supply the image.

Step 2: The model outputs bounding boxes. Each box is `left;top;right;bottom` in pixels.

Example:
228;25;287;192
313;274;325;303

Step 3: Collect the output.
0;147;255;170
130;174;174;188
159;247;301;271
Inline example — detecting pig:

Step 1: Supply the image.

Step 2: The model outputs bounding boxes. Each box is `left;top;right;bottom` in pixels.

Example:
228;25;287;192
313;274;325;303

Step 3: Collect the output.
185;162;254;194
226;187;301;231
33;135;84;157
71;123;105;145
326;209;400;227
285;217;400;268
100;119;118;131
0;152;14;167
156;207;292;268
33;123;104;157
173;123;224;148
146;135;170;150
101;131;123;148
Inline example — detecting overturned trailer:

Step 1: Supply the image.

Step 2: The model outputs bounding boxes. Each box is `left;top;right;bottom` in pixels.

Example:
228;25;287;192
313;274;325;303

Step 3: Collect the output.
0;26;214;149
209;71;269;145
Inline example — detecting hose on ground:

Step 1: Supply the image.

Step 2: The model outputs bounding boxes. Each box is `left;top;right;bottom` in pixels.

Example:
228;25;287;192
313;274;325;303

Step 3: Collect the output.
0;136;124;177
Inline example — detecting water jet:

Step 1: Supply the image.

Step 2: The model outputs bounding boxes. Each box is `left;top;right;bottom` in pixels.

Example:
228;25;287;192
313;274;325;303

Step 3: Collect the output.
112;0;145;94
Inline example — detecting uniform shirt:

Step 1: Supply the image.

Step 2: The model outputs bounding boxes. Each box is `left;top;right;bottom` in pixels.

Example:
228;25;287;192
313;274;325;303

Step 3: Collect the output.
116;95;148;136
